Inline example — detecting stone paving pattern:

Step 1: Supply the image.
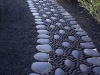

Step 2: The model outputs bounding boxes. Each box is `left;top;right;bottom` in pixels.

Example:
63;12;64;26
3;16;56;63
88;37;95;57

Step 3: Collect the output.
27;0;100;75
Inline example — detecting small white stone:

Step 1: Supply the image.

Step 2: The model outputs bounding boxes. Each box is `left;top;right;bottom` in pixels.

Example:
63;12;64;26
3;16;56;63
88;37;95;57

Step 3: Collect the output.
72;50;80;59
35;22;44;24
51;17;57;20
59;19;65;23
31;10;37;13
50;25;55;29
80;43;95;48
29;6;34;8
51;9;56;12
75;28;84;32
70;21;77;25
37;30;48;34
55;68;65;75
31;62;52;74
43;14;48;17
59;9;66;12
46;12;51;14
44;8;48;10
62;12;70;16
64;26;71;30
79;64;88;73
93;67;100;74
36;44;52;52
34;52;49;61
54;35;60;39
54;14;58;16
33;0;37;1
32;13;39;16
84;49;100;56
36;25;46;29
42;4;46;6
35;16;42;19
64;59;73;67
37;34;50;39
76;32;87;36
67;18;75;21
36;3;39;5
59;30;65;34
27;1;32;3
68;36;76;41
64;15;72;19
46;3;50;5
81;36;92;42
62;42;70;47
56;23;62;26
46;19;52;23
39;1;43;2
29;73;40;75
71;25;81;28
55;49;64;56
87;57;100;66
35;19;42;22
37;39;49;44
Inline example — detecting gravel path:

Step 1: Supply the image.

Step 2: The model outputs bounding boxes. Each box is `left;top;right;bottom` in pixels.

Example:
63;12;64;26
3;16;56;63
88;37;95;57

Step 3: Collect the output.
27;0;100;75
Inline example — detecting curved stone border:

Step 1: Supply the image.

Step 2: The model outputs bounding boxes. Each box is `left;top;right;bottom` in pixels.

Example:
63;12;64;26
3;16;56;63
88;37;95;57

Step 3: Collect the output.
27;0;100;75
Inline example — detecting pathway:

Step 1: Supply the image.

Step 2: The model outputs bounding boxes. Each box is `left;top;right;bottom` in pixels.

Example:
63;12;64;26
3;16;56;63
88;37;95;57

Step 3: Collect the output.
27;0;100;75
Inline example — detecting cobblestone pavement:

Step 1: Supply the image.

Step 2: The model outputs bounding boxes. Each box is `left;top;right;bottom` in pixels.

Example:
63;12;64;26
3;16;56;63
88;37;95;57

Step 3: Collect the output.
27;0;100;75
0;0;100;75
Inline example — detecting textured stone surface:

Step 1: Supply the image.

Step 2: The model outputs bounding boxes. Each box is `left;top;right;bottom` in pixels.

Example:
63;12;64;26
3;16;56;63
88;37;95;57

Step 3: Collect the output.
80;43;95;48
68;36;76;41
75;28;83;32
37;39;49;44
34;53;49;61
50;25;55;29
70;21;77;25
79;64;88;73
62;42;70;47
46;19;52;23
56;23;62;26
54;35;60;39
51;17;57;20
36;44;52;52
93;67;100;74
65;59;73;67
84;49;100;56
55;68;65;75
35;22;44;24
35;19;42;22
32;13;39;16
37;30;48;34
31;62;52;74
36;25;46;29
76;32;87;36
64;26;71;30
87;57;100;66
37;34;50;39
81;36;92;42
55;49;64;55
59;30;65;34
59;19;65;23
72;50;80;59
